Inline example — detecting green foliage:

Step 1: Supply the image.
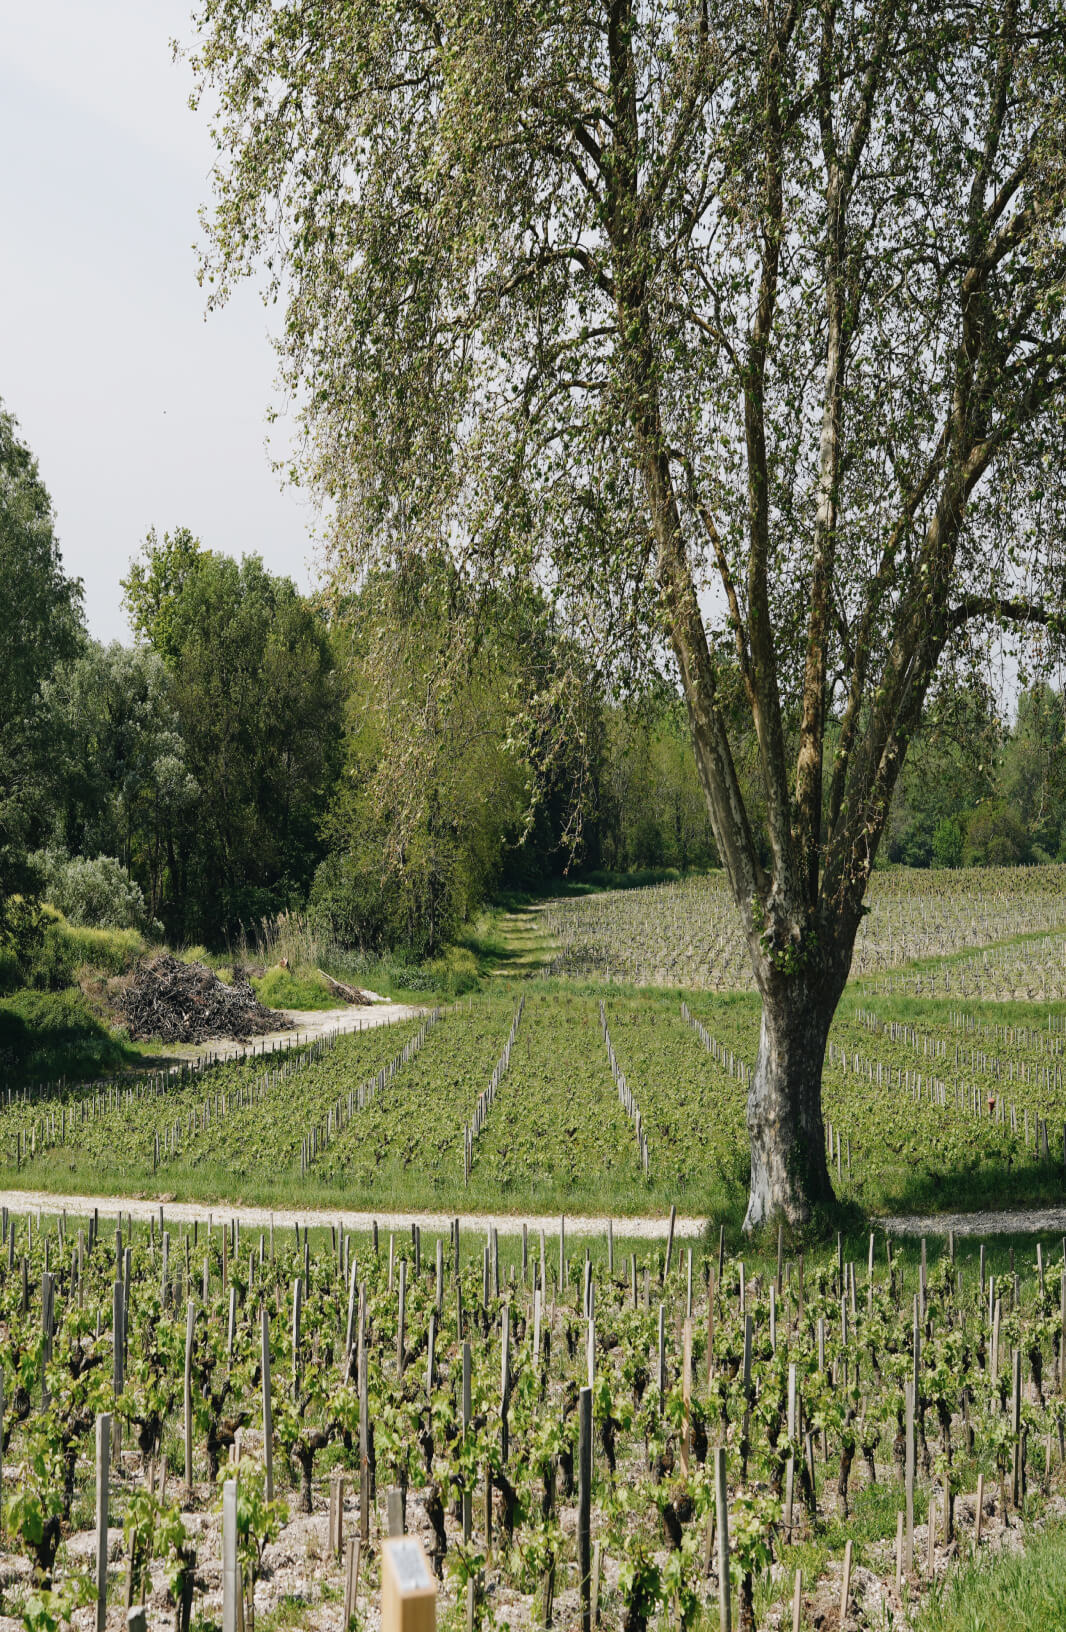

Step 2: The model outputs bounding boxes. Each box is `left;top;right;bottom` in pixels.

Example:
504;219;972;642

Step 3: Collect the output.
0;400;83;953
251;966;339;1011
16;909;144;991
598;693;718;874
32;851;156;933
313;559;594;958
918;1519;1066;1631
121;526;205;663
121;536;341;944
43;639;197;930
931;819;964;870
965;800;1032;868
17;1574;94;1632
0;986;138;1088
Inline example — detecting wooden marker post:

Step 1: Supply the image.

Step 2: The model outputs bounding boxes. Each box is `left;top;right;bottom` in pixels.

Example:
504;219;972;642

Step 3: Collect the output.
578;1386;592;1632
222;1479;238;1632
681;1320;692;1478
261;1308;274;1503
342;1537;361;1630
904;1381;915;1576
184;1301;195;1500
462;1343;472;1542
714;1446;731;1632
381;1536;436;1632
841;1539;853;1622
96;1413;111;1632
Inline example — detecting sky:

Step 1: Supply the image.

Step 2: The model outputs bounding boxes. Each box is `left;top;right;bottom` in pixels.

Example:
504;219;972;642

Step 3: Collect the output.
1;1;318;643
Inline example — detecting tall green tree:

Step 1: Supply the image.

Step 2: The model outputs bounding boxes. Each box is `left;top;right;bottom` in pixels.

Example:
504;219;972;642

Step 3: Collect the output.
0;404;82;950
190;1;1066;1229
45;641;199;922
999;682;1066;857
124;539;341;943
315;557;599;954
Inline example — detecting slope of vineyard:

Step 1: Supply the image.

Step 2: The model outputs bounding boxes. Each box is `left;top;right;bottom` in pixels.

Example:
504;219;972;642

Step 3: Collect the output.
544;865;1066;993
0;1208;1061;1632
5;978;1066;1223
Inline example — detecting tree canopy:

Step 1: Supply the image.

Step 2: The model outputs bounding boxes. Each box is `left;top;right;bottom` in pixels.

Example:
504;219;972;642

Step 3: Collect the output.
190;0;1066;1226
0;404;83;951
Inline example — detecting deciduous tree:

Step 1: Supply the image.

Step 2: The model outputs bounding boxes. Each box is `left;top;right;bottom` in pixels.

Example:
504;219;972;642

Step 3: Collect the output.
189;0;1066;1229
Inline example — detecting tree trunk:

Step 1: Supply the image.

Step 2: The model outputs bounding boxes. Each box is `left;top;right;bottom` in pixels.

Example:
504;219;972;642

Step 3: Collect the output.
743;971;841;1233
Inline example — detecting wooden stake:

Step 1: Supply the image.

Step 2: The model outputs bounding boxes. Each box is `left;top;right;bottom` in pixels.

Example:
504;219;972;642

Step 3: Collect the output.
714;1446;731;1631
96;1413;111;1632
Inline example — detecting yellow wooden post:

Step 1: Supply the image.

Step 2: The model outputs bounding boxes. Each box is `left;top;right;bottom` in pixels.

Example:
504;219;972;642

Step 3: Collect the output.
381;1537;436;1632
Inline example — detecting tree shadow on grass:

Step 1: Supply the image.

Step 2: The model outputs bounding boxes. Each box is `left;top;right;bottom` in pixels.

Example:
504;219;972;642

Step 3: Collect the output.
856;1153;1066;1218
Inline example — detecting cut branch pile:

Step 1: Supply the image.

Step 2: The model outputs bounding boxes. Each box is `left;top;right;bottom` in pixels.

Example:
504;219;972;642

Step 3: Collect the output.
118;955;291;1044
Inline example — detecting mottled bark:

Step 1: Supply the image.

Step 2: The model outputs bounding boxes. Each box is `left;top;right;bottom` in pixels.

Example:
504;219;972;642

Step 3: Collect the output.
743;965;845;1232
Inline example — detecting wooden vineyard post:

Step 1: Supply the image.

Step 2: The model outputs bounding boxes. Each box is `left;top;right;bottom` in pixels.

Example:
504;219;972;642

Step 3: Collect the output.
791;1568;802;1632
707;1272;715;1384
261;1308;274;1503
681;1320;692;1478
222;1478;238;1632
664;1204;676;1283
331;1475;347;1555
184;1300;195;1501
342;1537;361;1630
227;1286;237;1365
785;1362;796;1536
359;1312;370;1546
398;1258;407;1376
974;1473;984;1550
41;1271;54;1409
657;1305;665;1404
96;1412;111;1632
462;1342;473;1543
292;1276;303;1398
904;1381;915;1576
112;1280;124;1457
381;1536;436;1632
1012;1350;1022;1506
841;1539;853;1622
388;1486;404;1538
578;1386;592;1632
501;1307;511;1464
714;1446;731;1632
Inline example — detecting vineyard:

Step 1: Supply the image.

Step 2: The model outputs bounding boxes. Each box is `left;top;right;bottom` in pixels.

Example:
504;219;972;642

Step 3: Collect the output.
1;1207;1065;1632
4;872;1066;1624
543;867;1066;996
5;980;1066;1222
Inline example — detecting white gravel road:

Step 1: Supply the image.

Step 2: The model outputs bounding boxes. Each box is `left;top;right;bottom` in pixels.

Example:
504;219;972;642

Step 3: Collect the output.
0;1190;705;1240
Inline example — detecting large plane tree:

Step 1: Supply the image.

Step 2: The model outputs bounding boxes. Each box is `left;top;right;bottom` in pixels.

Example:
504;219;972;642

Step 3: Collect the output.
190;0;1066;1229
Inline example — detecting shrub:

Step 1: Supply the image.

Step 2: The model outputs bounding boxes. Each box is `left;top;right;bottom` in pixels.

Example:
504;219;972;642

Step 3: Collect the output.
963;800;1031;867
932;817;964;869
32;850;159;934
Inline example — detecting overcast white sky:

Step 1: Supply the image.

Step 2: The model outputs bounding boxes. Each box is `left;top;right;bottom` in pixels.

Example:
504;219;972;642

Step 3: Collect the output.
1;1;317;642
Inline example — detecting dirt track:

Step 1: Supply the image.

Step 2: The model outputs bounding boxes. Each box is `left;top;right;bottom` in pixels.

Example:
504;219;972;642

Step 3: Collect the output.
0;1189;705;1240
160;995;426;1063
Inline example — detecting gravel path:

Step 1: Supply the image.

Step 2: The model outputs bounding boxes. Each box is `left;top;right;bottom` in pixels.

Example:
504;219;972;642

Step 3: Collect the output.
161;995;426;1063
0;1190;705;1240
882;1206;1066;1237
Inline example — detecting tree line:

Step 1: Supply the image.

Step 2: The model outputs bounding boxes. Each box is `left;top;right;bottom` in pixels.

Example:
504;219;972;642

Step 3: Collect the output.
2;399;1063;980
